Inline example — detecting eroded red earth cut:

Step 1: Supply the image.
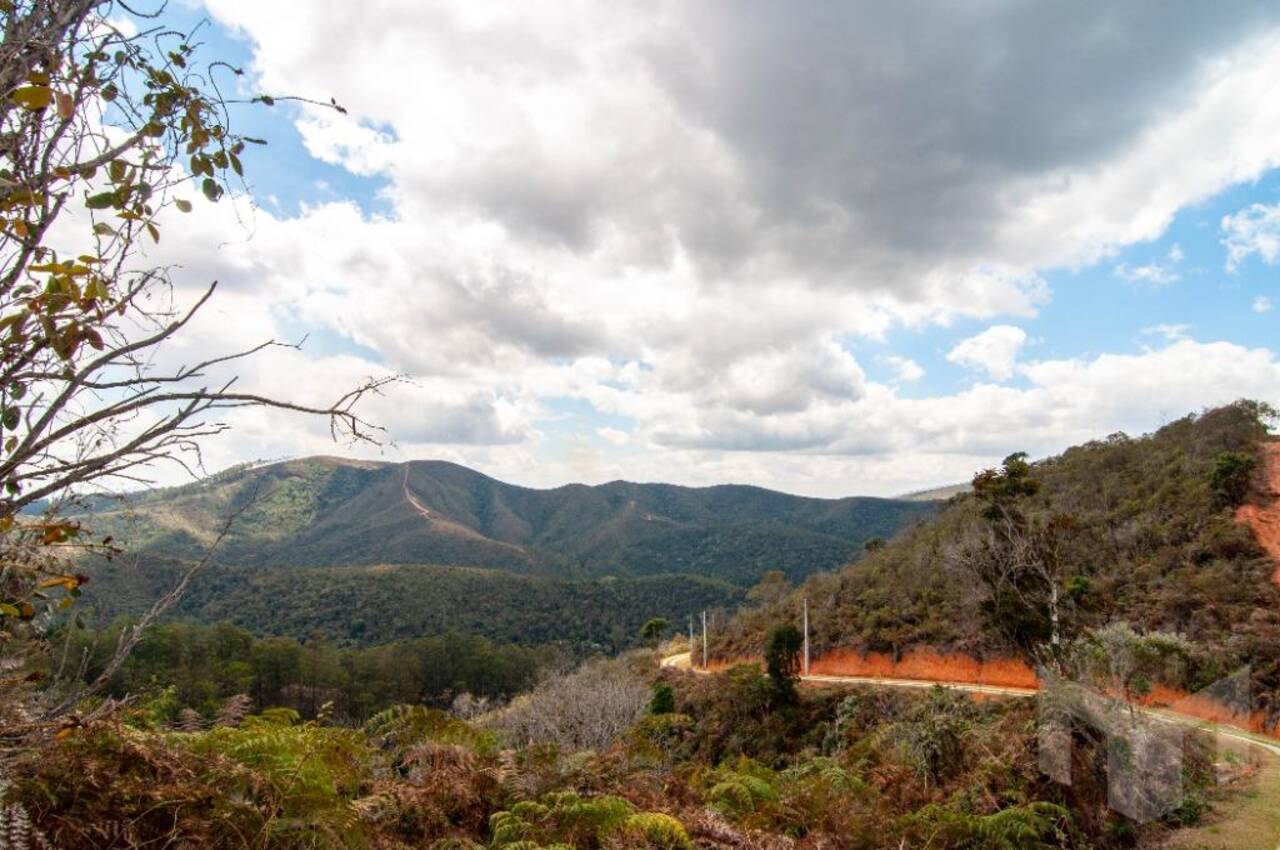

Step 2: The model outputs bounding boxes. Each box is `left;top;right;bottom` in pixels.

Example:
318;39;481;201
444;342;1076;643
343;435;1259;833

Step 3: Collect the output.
1237;441;1280;585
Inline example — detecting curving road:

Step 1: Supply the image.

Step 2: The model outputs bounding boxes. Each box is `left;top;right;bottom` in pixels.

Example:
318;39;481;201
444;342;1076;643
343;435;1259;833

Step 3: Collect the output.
660;651;1280;758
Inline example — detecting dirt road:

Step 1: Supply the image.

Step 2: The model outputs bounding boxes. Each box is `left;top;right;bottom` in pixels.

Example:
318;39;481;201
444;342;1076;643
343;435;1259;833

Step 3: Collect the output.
660;651;1280;758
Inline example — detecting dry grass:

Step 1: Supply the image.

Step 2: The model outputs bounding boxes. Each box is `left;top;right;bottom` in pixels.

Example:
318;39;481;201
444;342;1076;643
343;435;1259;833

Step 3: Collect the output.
1165;746;1280;850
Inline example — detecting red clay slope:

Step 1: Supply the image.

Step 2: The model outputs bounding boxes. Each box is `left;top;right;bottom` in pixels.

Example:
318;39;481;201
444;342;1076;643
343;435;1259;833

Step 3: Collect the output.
1237;441;1280;585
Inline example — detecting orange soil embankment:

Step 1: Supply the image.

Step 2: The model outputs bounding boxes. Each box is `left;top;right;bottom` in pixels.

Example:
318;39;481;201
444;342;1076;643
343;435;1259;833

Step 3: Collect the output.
1139;684;1277;739
809;647;1040;690
703;656;761;673
702;649;1280;741
1236;441;1280;585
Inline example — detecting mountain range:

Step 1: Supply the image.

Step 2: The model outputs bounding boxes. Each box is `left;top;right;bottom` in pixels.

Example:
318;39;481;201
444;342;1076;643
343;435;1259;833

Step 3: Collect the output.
76;457;936;648
84;456;936;585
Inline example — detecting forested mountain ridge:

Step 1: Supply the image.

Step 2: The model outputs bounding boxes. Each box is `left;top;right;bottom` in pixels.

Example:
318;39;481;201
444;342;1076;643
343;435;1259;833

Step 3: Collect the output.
79;456;935;584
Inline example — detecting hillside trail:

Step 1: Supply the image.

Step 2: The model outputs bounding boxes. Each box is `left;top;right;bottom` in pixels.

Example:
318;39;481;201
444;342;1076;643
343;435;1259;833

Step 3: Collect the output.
1238;440;1280;585
402;466;434;520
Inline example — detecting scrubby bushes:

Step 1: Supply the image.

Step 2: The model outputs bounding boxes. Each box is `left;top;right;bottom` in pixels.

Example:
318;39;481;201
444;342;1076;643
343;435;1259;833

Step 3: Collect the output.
489;657;650;750
2;657;1240;850
711;401;1280;724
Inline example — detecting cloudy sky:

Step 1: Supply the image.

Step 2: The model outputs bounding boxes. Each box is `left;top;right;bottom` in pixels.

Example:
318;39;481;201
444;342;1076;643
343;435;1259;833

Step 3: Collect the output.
145;0;1280;497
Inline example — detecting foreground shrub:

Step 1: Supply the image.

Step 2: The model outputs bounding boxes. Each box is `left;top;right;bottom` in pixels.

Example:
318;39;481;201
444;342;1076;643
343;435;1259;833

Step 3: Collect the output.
364;703;498;763
6;725;266;849
490;658;649;750
490;791;636;849
621;812;693;850
189;708;374;847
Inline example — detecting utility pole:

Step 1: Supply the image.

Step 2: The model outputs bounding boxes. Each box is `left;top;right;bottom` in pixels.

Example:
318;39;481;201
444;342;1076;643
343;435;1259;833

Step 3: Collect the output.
701;609;708;670
802;597;810;677
688;615;694;659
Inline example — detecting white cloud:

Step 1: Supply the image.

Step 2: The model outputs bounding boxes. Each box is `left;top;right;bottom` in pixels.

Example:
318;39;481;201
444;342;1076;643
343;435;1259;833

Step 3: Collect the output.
1223;203;1280;271
1113;262;1180;287
946;326;1028;382
1141;323;1192;342
101;2;1280;496
202;1;1280;295
883;355;925;383
597;427;631;446
1255;295;1275;313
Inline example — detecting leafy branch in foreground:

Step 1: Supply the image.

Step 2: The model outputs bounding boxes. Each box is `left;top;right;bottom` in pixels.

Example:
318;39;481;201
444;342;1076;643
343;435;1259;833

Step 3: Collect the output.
0;0;394;714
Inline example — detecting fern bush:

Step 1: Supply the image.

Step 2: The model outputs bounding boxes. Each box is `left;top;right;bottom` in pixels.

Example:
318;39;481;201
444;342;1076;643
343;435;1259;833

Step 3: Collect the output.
365;704;498;763
704;758;779;821
622;812;693;850
3;724;267;848
489;796;692;850
972;802;1070;850
189;709;374;848
0;776;51;850
905;801;1070;850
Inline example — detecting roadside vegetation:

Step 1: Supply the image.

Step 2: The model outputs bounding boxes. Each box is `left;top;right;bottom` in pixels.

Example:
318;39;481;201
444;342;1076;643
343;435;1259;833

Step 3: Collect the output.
713;401;1280;724
2;648;1237;849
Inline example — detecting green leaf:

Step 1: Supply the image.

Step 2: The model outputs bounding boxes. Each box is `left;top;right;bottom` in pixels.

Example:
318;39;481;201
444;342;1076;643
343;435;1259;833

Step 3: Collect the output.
85;191;117;210
201;178;222;202
0;602;20;618
229;152;243;177
174;198;192;213
11;86;52;111
92;222;116;236
2;407;20;430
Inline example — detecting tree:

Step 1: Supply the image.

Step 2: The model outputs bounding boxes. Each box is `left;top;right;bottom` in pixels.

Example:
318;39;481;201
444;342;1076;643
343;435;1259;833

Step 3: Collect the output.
649;682;675;715
1067;621;1192;709
1209;450;1256;507
640;617;669;648
0;1;390;735
960;452;1078;657
764;624;803;705
493;657;649;750
746;570;790;607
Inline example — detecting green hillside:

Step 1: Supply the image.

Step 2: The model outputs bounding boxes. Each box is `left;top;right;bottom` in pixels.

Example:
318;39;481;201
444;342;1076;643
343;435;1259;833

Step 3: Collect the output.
714;401;1280;715
76;456;934;583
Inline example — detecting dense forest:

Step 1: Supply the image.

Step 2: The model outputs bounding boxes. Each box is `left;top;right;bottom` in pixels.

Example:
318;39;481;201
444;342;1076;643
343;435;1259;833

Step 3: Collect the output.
49;621;564;724
87;563;744;650
74;457;932;655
